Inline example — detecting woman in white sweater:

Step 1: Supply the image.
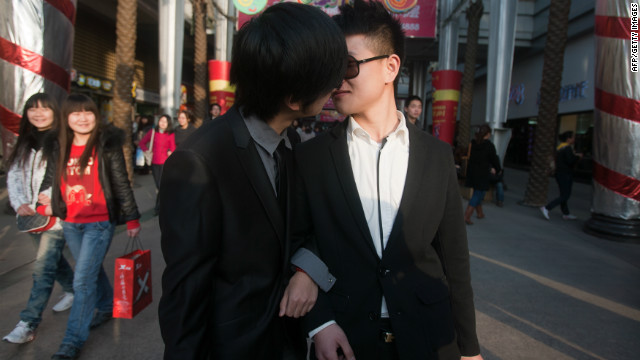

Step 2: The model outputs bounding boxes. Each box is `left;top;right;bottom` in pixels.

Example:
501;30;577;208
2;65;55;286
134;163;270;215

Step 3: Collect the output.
3;93;74;344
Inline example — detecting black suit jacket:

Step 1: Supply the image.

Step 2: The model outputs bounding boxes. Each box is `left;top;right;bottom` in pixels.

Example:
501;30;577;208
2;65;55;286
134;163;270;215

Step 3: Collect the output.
158;107;301;359
294;120;481;360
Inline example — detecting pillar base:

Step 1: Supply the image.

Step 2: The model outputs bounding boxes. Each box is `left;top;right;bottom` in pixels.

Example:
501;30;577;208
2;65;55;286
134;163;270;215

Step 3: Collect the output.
584;213;640;243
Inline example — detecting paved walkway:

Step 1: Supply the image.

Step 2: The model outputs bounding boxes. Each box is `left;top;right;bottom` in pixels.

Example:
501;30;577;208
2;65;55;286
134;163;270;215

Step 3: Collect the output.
0;169;638;359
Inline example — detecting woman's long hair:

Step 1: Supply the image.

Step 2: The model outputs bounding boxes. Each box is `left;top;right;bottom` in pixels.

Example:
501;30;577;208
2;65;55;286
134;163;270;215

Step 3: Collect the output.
475;124;492;143
57;94;102;180
8;93;60;167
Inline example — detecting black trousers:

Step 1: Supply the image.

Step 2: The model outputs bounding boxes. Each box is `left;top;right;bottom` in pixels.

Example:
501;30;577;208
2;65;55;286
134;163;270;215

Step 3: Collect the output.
546;172;573;215
151;164;163;212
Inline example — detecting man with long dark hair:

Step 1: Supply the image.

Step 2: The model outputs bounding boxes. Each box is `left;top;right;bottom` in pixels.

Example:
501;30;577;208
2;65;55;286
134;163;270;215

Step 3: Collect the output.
158;3;347;359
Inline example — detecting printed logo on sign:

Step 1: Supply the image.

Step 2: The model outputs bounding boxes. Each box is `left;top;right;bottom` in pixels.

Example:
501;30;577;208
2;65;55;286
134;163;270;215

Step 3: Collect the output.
119;264;131;270
632;3;639;72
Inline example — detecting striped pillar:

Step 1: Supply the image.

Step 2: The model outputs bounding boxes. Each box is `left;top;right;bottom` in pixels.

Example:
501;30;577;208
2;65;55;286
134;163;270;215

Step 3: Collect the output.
586;0;640;241
0;0;76;163
431;69;462;145
208;60;235;116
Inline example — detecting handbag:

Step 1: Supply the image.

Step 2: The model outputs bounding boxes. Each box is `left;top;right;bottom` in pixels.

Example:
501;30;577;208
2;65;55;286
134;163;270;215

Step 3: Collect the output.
143;129;155;166
113;236;153;319
16;160;55;234
16;213;56;233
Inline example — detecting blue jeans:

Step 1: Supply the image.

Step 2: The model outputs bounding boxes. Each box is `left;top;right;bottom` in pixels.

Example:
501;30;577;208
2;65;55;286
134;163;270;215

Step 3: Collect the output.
61;221;115;348
495;181;504;202
20;228;74;329
469;190;486;207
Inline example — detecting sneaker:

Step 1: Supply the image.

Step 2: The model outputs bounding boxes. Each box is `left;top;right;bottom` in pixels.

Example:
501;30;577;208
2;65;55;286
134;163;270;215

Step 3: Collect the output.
89;311;112;330
52;292;74;312
539;207;550;220
51;344;80;359
3;321;34;344
563;214;577;220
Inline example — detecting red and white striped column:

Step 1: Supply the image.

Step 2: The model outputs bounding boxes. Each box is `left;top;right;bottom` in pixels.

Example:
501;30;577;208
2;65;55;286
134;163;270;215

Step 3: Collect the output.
0;0;76;161
587;0;640;240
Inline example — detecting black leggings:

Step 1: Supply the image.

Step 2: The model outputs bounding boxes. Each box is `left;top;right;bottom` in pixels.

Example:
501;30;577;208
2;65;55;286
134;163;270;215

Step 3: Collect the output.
151;164;163;212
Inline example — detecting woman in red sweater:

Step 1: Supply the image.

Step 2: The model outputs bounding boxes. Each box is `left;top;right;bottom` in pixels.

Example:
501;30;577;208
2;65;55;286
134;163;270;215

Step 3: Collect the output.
139;114;176;214
38;94;141;359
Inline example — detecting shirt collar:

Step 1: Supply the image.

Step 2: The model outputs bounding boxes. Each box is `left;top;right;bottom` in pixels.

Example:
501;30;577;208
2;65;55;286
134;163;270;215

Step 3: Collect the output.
242;109;292;155
347;111;409;146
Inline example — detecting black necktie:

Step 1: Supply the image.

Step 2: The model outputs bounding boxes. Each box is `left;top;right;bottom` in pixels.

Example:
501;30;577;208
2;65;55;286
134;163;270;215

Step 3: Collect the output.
274;140;288;214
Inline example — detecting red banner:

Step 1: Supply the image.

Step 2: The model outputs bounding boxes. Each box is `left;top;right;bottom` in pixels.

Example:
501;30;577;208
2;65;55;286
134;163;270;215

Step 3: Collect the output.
431;70;462;145
0;36;70;92
237;0;436;38
593;162;640;202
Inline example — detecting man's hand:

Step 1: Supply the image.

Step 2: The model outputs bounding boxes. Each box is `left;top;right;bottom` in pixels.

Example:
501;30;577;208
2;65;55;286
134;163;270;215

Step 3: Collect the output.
462;355;484;360
313;324;355;360
279;270;317;318
17;204;35;216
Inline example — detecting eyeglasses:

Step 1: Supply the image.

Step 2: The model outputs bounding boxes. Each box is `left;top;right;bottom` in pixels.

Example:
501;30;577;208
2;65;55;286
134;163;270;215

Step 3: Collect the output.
344;55;390;80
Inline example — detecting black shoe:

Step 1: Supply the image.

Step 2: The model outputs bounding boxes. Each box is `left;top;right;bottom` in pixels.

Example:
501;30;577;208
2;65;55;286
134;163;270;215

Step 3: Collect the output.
496;201;504;207
89;311;112;330
52;344;80;359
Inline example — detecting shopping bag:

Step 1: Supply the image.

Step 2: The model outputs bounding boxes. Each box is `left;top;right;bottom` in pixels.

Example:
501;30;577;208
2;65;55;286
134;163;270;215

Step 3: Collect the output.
113;237;152;319
135;148;145;167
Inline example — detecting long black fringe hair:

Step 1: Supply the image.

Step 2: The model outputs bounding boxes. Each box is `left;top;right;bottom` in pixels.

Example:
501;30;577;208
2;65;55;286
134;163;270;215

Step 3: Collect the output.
7;93;60;168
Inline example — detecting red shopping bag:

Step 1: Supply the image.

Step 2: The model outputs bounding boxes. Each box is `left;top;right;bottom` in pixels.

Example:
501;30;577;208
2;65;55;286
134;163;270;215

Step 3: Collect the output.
113;237;152;319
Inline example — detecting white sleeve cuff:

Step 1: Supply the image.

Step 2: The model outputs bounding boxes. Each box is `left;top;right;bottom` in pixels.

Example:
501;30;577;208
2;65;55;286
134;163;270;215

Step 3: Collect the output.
308;320;337;339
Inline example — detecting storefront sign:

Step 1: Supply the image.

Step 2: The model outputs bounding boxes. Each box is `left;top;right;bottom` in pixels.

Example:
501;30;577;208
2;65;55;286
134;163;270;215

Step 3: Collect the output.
237;0;436;38
72;72;113;93
509;83;525;105
535;80;589;105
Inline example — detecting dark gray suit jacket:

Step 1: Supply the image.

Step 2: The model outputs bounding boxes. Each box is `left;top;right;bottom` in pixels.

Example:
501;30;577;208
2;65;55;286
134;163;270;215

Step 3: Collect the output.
294;120;481;360
158;106;304;359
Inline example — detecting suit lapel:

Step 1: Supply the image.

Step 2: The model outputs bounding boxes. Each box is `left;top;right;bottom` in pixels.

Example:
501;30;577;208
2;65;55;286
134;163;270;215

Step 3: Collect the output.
329;123;378;258
226;109;285;244
385;124;428;252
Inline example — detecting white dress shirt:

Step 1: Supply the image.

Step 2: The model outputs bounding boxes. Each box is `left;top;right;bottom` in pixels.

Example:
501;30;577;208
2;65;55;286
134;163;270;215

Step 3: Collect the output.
309;111;410;338
348;111;409;318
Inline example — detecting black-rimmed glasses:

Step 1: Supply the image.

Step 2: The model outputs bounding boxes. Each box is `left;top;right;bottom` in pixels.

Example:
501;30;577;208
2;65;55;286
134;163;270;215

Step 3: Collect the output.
344;55;390;79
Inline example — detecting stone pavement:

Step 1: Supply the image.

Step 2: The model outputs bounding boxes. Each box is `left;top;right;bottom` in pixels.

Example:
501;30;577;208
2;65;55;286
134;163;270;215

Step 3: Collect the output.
0;168;638;360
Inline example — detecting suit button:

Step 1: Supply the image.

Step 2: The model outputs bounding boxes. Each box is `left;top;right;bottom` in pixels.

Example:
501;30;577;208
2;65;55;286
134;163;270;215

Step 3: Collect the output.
369;312;379;320
378;267;390;277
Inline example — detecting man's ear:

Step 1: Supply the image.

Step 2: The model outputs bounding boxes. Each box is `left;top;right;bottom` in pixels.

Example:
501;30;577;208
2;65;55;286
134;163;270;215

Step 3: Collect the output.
384;54;401;84
285;96;302;112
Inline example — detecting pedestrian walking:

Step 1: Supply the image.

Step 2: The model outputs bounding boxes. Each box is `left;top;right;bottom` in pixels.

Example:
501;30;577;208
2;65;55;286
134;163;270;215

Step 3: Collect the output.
158;3;347;358
3;93;75;345
133;115;153;174
465;124;501;225
173;109;196;148
37;94;141;359
138;114;175;215
540;131;583;220
403;95;423;126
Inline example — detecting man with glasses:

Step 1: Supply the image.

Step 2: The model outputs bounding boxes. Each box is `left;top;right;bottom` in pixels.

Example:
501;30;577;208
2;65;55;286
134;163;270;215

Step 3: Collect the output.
158;3;346;359
291;1;483;359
